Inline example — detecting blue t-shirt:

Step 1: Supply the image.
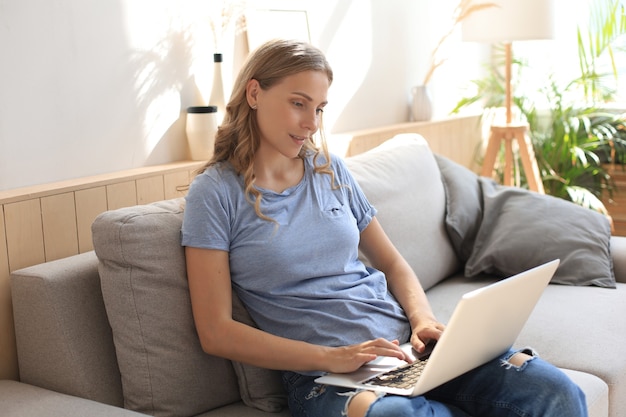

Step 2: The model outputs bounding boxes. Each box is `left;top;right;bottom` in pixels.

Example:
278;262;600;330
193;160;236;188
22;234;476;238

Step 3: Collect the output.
181;154;410;353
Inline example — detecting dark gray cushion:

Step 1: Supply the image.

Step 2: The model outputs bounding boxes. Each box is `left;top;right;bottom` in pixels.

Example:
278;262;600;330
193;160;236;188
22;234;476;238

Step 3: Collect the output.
434;154;482;262
435;155;615;288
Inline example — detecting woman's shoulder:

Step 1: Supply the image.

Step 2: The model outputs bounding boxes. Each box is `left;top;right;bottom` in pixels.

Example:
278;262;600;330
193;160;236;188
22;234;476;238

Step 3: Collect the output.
188;162;241;195
195;161;237;181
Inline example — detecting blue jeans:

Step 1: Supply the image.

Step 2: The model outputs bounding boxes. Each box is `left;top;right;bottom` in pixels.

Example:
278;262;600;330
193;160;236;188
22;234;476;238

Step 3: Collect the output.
282;349;588;417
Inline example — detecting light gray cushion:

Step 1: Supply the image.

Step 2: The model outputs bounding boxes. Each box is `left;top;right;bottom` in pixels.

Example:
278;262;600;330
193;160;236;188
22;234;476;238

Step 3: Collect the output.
435;154;615;288
346;134;460;291
92;199;286;416
559;369;608;417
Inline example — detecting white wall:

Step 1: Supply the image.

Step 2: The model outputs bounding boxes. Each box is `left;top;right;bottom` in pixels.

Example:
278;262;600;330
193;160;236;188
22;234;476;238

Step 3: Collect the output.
0;0;483;191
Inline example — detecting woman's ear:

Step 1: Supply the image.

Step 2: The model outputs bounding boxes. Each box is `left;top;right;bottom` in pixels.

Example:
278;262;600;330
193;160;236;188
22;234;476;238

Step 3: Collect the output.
246;79;260;108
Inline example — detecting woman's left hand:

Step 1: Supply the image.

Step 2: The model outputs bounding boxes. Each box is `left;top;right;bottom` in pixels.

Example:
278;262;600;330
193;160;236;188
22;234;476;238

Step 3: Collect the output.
410;318;445;353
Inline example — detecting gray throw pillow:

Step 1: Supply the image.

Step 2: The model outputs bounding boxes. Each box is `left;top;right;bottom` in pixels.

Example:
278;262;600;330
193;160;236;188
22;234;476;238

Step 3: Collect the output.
231;293;287;412
465;180;615;288
434;155;483;262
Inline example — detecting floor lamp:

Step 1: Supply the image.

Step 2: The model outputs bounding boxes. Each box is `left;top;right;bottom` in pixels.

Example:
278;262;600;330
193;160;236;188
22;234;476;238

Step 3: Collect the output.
462;0;555;193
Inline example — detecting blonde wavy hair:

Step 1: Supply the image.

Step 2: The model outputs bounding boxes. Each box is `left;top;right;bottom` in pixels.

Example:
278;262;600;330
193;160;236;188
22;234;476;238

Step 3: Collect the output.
197;39;335;222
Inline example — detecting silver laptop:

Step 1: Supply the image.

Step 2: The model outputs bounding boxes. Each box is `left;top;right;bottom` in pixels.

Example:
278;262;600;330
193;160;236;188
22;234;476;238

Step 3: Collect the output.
315;259;560;396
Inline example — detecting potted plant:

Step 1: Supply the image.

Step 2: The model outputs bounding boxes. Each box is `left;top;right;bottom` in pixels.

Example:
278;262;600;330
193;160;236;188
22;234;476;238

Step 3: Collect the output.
451;0;626;214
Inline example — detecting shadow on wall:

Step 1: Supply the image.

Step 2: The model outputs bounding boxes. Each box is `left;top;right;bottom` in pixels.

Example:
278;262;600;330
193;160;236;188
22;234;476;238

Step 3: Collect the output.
0;1;135;190
0;1;205;191
318;0;416;134
129;27;203;165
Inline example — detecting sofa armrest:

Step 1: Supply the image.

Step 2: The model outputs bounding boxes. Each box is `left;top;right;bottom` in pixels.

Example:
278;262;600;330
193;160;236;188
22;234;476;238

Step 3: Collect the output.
10;251;123;406
610;236;626;283
0;380;145;417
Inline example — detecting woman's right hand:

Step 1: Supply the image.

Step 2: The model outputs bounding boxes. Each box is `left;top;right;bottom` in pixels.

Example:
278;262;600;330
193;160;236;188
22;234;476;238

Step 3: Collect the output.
325;338;412;374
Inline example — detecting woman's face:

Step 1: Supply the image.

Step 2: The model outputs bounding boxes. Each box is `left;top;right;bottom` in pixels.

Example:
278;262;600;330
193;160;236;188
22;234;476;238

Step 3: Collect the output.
248;70;329;160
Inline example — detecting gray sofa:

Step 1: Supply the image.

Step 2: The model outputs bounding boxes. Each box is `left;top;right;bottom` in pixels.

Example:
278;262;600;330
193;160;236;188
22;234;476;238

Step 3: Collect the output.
3;134;626;417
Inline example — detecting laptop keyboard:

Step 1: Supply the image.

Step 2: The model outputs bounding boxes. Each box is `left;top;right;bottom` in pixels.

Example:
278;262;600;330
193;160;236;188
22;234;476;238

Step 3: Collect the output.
363;358;429;389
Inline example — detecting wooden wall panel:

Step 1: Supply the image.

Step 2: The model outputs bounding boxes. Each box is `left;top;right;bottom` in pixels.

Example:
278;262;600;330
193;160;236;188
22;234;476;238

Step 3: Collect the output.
0;205;18;380
137;176;165;205
342;115;484;173
4;199;45;271
0;205;8;290
41;193;79;262
106;181;137;210
75;187;107;253
0;288;17;380
164;170;191;200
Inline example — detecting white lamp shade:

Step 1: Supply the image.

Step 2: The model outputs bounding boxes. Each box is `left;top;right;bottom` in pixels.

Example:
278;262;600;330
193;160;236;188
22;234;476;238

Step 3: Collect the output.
462;0;556;43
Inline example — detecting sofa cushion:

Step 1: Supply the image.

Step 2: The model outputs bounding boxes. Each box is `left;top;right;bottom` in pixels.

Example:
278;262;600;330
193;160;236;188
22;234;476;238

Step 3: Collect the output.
434;154;482;262
231;293;288;412
436;154;615;288
466;180;614;287
92;199;239;416
92;199;285;416
346;134;460;291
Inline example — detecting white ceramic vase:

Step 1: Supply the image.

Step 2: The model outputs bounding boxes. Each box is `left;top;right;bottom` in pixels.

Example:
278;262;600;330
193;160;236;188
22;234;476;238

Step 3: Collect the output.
411;85;433;122
186;106;218;161
209;53;226;123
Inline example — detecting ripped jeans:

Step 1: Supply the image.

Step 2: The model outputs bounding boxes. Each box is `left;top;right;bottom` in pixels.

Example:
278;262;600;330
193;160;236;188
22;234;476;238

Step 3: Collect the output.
282;348;588;417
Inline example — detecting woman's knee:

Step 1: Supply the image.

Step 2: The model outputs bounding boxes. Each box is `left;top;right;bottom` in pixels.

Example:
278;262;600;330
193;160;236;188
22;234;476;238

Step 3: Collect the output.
501;347;538;370
507;351;532;367
347;391;378;417
508;353;588;416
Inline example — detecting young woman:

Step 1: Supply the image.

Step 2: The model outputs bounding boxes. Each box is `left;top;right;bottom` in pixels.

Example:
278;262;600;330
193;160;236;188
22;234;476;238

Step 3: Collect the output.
181;39;587;417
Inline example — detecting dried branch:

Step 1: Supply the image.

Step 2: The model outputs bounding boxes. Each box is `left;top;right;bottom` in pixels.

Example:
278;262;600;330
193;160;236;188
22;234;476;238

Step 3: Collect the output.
209;0;247;51
422;0;497;85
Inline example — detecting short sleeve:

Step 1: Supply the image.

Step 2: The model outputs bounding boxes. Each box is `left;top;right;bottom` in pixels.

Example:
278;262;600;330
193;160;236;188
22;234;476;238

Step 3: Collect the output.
181;168;232;251
331;156;377;232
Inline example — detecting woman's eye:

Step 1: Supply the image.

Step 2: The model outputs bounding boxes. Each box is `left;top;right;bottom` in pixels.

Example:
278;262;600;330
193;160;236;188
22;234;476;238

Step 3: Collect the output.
316;108;324;114
292;101;304;108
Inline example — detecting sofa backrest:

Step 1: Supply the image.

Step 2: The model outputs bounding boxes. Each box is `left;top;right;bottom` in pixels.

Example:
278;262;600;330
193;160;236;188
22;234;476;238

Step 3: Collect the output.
346;134;460;290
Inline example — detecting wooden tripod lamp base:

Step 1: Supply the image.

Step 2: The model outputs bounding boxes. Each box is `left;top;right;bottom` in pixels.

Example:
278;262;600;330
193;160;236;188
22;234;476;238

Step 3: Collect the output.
481;123;545;194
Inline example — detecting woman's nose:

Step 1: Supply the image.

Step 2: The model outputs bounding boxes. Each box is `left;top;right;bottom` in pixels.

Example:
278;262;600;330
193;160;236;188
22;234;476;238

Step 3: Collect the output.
302;110;319;132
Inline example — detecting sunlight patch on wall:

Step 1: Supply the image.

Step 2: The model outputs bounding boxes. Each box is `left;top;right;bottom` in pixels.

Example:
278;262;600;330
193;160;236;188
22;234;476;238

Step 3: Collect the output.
119;0;208;162
142;89;182;156
324;1;373;133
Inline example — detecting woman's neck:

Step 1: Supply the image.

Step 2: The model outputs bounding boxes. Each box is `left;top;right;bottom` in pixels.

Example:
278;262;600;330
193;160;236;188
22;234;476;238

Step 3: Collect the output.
253;155;305;193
